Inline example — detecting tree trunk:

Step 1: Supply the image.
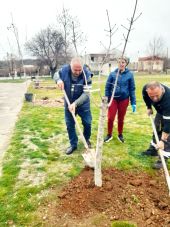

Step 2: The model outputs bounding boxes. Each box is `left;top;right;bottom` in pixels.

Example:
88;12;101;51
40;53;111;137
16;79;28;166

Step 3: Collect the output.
94;96;108;187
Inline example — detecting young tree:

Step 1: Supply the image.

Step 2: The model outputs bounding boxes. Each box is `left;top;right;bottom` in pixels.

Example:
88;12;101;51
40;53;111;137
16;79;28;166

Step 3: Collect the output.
25;26;65;77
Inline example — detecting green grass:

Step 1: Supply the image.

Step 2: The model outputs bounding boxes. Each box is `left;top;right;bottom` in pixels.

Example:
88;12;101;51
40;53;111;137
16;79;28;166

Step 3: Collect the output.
0;73;170;226
111;221;137;227
0;79;26;83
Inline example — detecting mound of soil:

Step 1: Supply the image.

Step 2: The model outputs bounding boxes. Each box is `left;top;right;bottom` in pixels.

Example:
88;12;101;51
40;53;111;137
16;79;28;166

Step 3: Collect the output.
42;168;170;227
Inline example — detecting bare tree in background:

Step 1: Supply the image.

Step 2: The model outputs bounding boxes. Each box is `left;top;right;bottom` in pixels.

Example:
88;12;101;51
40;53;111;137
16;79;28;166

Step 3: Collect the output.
57;7;72;62
25;26;65;77
25;8;85;76
147;36;165;57
146;36;165;74
57;7;85;60
71;19;86;56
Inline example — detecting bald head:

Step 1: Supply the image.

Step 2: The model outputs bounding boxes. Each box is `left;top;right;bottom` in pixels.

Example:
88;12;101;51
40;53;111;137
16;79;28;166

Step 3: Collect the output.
70;57;83;76
146;81;164;102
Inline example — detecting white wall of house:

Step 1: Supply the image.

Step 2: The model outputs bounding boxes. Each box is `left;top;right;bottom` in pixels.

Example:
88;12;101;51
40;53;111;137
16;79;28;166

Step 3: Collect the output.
82;53;119;75
138;59;163;72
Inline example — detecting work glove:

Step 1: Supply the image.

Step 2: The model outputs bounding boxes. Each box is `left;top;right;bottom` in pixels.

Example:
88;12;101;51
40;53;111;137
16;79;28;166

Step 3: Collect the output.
131;104;136;113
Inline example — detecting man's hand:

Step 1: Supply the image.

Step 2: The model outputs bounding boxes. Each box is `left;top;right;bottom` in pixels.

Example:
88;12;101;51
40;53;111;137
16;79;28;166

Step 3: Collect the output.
156;140;165;150
57;80;64;90
147;108;153;116
161;132;169;141
69;102;76;113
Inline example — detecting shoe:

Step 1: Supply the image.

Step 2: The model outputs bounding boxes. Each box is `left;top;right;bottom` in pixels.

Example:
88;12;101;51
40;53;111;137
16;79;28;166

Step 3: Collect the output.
86;140;91;148
117;134;125;143
153;160;163;169
104;135;113;143
152;158;168;169
141;148;158;156
66;146;77;155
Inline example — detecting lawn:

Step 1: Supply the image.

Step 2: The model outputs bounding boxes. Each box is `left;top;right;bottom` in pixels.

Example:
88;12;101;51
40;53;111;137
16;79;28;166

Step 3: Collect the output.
0;73;170;226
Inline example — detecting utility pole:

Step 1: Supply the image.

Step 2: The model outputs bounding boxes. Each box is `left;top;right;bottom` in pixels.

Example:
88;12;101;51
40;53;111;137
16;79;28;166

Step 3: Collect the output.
7;13;25;77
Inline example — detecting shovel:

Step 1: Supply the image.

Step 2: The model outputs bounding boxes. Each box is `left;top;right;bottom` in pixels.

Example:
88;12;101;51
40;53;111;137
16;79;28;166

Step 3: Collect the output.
63;90;95;168
150;114;170;195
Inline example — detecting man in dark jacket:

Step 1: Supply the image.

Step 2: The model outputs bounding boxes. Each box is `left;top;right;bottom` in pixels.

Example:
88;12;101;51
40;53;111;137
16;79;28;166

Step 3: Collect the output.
54;57;92;155
104;57;136;143
142;81;170;169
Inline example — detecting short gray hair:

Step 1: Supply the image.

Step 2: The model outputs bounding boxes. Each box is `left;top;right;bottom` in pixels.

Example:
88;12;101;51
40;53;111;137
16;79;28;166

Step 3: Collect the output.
146;81;162;90
70;57;83;67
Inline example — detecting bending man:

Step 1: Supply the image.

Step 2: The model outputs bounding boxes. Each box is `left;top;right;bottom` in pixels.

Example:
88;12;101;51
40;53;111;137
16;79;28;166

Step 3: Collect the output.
142;81;170;169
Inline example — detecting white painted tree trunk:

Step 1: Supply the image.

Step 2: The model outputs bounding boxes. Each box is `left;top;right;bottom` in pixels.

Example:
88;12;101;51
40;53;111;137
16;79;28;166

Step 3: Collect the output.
94;96;108;187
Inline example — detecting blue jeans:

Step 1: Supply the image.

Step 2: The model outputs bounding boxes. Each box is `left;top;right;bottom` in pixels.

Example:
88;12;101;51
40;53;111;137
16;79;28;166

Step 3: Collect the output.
65;107;92;147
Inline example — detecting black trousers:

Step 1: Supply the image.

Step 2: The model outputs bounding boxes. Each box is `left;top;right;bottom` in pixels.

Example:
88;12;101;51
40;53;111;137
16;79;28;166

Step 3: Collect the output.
150;113;170;152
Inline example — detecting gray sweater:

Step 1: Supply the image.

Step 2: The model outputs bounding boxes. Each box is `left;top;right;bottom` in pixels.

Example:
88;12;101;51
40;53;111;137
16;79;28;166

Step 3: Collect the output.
54;71;91;107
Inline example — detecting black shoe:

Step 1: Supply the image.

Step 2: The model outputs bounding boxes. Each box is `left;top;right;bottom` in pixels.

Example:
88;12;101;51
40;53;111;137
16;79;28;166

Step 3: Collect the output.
66;146;77;155
86;140;91;148
104;134;113;143
153;158;168;169
153;160;163;169
141;148;158;156
117;134;124;143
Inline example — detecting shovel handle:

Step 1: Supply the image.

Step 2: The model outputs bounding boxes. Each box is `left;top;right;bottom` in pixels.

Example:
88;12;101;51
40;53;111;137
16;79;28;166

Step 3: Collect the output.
150;114;170;195
63;90;89;150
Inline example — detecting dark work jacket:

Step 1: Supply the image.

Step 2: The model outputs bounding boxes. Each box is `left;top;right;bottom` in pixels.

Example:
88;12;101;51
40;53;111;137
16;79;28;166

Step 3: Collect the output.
105;68;136;105
58;64;92;110
142;84;170;133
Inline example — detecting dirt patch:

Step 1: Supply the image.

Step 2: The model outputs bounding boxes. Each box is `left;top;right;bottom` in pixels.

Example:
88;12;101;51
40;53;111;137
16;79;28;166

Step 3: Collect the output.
34;97;64;107
41;168;170;227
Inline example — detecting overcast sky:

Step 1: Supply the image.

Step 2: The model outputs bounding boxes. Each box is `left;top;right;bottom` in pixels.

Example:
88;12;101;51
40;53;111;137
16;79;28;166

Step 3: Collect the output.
0;0;170;61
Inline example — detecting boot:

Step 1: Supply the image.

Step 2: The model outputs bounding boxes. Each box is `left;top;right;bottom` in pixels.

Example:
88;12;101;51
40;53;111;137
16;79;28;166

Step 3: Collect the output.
141;145;158;156
153;158;168;169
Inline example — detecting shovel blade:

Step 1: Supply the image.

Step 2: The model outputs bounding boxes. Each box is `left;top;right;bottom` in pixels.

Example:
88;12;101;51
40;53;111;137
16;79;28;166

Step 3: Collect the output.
82;149;95;168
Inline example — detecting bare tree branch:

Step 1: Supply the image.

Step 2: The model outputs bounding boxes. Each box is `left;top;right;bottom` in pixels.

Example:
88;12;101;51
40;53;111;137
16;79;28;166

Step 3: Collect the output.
96;9;118;101
57;7;73;62
25;26;65;77
133;12;142;23
121;0;141;56
108;0;141;107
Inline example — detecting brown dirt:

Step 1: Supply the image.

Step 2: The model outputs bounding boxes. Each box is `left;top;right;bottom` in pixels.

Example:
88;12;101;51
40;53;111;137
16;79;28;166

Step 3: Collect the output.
41;168;170;227
34;97;64;107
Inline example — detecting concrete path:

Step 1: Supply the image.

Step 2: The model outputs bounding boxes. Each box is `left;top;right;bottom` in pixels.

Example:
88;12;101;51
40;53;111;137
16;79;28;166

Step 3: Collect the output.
0;81;30;174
